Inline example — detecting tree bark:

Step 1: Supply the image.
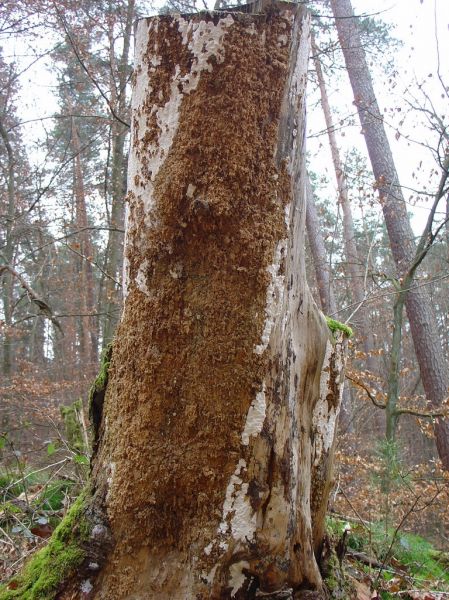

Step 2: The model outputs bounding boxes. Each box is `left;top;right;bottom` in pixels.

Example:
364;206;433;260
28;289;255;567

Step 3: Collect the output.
330;0;449;469
11;5;346;599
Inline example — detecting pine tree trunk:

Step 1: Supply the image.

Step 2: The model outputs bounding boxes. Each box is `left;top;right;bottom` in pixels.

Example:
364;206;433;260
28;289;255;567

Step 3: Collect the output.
100;0;135;346
330;0;449;469
0;118;16;376
71;120;98;369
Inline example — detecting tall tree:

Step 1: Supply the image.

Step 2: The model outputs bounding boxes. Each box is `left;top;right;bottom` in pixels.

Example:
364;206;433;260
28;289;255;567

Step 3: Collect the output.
311;33;376;368
330;0;449;469
305;175;337;315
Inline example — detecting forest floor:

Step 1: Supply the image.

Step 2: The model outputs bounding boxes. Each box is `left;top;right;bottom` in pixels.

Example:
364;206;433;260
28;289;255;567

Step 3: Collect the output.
0;412;448;598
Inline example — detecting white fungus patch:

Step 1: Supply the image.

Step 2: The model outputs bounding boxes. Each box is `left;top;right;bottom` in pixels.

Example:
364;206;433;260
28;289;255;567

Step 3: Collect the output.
313;340;341;466
135;258;150;296
128;14;234;297
229;560;250;597
218;459;257;543
241;382;266;445
203;564;218;585
122;203;130;301
105;462;116;502
204;541;214;556
186;183;196;198
229;482;256;541
254;239;287;355
284;202;291;228
80;579;93;594
278;34;288;46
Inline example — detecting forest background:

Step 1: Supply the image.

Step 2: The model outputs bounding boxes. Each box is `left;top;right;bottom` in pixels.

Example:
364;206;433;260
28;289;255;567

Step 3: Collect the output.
0;0;448;594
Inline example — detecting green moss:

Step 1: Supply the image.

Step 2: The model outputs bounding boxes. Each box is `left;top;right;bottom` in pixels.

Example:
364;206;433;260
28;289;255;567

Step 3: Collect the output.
88;343;113;410
322;541;352;599
325;316;353;338
0;492;90;600
60;399;86;453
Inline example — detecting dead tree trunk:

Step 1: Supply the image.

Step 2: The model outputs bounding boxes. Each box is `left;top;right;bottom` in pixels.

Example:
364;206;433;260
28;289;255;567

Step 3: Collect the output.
330;0;449;469
89;6;347;597
5;5;347;600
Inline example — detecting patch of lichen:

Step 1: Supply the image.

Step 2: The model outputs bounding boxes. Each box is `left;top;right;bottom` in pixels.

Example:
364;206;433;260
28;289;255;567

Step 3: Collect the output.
88;343;113;410
0;492;90;600
60;399;86;453
322;541;354;599
325;316;353;339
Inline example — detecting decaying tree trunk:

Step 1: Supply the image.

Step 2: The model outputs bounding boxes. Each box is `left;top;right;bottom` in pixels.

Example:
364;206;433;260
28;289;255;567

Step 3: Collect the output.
89;6;347;597
4;5;347;599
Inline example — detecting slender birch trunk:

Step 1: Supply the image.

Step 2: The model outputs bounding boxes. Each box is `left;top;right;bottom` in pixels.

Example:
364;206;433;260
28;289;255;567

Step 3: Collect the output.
330;0;449;469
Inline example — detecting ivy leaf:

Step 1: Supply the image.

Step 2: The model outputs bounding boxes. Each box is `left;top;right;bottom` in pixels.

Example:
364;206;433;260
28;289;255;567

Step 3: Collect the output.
47;442;56;456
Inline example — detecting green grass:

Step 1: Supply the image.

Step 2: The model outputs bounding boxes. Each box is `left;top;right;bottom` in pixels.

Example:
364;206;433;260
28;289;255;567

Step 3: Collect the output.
0;470;75;511
326;516;449;591
394;531;449;585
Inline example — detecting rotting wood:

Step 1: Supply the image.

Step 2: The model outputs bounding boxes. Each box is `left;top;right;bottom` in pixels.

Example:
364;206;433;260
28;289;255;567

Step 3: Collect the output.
1;3;347;599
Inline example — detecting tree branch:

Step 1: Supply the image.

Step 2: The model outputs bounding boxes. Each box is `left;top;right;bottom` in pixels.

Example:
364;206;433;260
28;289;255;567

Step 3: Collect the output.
0;264;63;333
52;2;130;129
345;374;386;409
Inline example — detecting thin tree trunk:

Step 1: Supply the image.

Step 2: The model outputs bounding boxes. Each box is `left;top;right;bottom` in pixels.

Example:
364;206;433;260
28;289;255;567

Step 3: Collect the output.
71;118;98;368
0;118;16;376
305;175;336;315
305;177;354;433
330;0;449;469
312;33;376;372
100;0;134;345
385;289;403;443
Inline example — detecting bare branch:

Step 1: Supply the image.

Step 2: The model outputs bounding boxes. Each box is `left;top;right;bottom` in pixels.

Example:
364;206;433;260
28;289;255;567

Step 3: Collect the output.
345;374;386;409
52;2;130;129
0;264;63;333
